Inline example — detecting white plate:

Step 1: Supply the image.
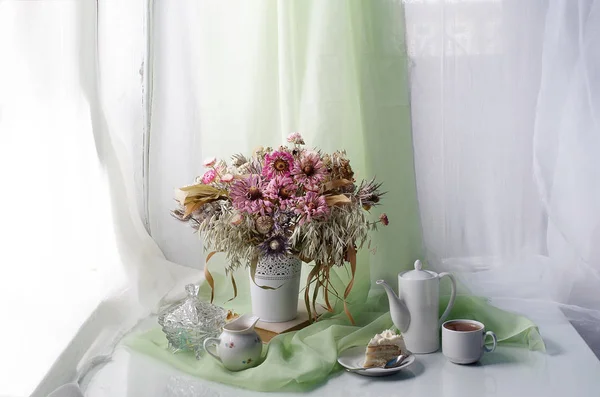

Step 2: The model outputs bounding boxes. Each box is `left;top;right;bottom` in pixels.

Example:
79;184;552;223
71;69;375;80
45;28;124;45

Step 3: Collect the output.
337;346;416;377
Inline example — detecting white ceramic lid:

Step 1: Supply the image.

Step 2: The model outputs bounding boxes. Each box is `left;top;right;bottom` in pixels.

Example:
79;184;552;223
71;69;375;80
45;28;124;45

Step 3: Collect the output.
400;260;436;280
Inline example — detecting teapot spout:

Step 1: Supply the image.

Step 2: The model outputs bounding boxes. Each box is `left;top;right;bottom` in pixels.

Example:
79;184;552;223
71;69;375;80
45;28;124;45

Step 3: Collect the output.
376;280;411;332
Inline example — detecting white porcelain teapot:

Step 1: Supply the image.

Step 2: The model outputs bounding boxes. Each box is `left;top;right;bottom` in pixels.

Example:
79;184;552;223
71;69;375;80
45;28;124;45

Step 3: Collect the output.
377;260;457;354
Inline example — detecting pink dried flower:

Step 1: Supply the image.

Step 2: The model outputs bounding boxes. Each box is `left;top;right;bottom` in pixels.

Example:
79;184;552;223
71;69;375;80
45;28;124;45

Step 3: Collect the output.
262;150;294;180
201;169;217;184
221;174;234;183
287;132;305;145
292;151;327;191
230;175;272;215
265;175;297;209
214;163;227;176
294;191;329;224
379;213;389;226
203;157;217;167
230;213;243;226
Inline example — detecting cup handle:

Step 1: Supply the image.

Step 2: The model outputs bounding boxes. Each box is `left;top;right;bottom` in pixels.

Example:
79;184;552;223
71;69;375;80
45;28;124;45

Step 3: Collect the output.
484;331;497;353
203;337;222;362
438;272;457;327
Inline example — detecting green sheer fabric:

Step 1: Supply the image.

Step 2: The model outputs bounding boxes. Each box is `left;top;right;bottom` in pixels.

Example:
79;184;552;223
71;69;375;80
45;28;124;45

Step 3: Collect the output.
127;291;543;392
127;1;544;391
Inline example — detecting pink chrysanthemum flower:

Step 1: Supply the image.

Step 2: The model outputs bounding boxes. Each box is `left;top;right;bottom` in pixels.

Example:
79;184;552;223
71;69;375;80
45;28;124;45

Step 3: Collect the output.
262;150;294;180
265;175;297;209
201;169;216;184
287;132;305;145
294;191;329;224
292;151;327;191
230;175;272;215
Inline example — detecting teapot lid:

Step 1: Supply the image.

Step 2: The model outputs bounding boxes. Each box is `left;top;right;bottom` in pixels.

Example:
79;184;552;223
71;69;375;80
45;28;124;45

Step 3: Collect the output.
400;260;436;280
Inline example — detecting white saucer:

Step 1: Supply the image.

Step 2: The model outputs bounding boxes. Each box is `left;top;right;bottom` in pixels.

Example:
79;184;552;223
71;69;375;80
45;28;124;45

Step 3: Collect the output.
337;346;416;377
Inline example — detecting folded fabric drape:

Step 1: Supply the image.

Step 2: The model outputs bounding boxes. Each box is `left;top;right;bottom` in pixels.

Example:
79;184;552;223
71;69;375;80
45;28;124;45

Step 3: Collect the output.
127;282;543;392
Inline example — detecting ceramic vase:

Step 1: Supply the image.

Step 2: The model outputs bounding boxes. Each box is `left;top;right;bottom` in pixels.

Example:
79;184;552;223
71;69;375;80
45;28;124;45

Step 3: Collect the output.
249;254;302;323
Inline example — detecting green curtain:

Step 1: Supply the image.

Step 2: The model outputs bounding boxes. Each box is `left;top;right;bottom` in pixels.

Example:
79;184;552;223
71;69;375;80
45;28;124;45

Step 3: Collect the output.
128;0;543;391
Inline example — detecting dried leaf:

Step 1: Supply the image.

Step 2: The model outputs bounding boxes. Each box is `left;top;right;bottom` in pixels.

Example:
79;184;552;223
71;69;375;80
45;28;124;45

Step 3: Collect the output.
343;245;357;325
183;201;203;217
322;178;353;192
344;246;357;299
177;184;228;205
204;251;219;303
323;268;334;313
325;194;351;207
312;268;320;321
250;255;280;290
226;273;238;302
304;263;321;322
344;301;356;325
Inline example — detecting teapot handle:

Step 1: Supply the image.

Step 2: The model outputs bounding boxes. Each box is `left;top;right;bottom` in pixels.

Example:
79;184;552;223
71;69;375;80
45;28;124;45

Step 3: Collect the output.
203;337;222;362
438;272;457;327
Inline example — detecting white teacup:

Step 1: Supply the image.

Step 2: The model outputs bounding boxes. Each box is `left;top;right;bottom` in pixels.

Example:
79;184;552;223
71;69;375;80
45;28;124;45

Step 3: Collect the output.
442;319;497;364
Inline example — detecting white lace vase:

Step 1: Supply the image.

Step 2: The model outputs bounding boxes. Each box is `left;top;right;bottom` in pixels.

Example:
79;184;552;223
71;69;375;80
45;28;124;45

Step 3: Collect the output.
249;255;302;323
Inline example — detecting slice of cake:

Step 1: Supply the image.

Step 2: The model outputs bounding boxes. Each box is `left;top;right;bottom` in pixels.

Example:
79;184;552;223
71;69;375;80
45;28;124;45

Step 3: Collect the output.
363;329;406;368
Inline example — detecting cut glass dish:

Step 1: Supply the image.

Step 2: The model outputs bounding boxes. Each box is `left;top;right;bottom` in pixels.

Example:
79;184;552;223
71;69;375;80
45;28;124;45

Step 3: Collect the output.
158;284;230;359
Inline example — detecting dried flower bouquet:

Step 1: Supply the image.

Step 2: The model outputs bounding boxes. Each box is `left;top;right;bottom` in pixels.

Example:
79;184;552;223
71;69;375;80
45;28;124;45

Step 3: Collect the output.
173;133;388;323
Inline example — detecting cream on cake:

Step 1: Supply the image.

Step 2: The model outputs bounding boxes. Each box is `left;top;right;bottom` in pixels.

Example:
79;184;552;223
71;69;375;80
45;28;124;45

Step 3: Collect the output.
363;329;406;368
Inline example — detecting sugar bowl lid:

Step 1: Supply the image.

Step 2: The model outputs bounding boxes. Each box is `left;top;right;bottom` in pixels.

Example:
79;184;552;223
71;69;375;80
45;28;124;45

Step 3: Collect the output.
400;259;436;280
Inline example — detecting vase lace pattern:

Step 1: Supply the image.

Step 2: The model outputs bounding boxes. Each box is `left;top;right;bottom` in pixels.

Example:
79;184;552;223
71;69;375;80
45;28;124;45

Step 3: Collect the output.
255;255;302;281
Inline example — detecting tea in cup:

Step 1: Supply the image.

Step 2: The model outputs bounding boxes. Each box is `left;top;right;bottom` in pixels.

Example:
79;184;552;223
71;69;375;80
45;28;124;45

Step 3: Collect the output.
442;319;497;364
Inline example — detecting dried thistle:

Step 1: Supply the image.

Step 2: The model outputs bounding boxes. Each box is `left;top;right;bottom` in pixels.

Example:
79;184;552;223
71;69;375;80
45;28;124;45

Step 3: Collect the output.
258;233;291;258
356;177;386;208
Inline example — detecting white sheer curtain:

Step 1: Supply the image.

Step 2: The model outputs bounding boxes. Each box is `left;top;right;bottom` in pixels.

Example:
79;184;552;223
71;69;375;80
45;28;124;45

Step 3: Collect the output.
0;1;194;396
407;0;600;354
3;0;600;395
148;0;422;287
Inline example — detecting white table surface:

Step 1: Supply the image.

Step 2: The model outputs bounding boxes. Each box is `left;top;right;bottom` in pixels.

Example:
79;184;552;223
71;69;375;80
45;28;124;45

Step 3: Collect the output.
82;314;600;397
